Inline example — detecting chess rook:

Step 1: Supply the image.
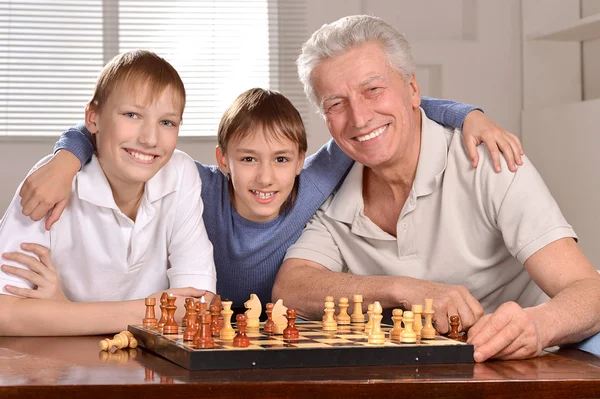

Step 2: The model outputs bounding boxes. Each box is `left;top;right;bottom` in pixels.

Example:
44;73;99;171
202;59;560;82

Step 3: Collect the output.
142;297;158;327
351;294;365;323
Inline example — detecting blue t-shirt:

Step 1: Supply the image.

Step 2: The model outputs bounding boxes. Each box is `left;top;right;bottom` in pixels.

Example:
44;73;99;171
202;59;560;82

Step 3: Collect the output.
54;97;478;306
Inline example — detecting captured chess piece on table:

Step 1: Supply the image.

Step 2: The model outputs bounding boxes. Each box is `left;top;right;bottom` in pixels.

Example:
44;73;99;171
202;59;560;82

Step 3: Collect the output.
99;331;138;351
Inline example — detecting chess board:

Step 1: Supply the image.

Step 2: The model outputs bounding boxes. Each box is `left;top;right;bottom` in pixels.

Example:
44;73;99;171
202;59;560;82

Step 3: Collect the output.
128;322;473;370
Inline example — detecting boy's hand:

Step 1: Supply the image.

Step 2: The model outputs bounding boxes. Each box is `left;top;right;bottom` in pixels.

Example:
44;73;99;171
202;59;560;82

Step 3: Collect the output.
19;150;80;231
1;243;69;301
462;110;524;173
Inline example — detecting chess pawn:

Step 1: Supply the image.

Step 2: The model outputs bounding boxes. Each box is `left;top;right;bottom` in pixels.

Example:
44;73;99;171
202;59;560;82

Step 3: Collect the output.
389;308;404;341
367;301;385;345
322;301;337;331
143;297;158;327
448;315;462;341
323;296;335;321
336;297;351;325
263;303;275;334
364;304;374;334
400;310;417;343
351;294;365;324
220;301;236;340
233;314;250;347
283;309;300;339
421;298;436;339
412;304;423;338
98;331;129;351
162;293;179;334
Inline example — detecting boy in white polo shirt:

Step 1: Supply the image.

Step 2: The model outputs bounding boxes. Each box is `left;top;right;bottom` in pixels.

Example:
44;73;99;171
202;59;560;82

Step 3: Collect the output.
0;50;216;336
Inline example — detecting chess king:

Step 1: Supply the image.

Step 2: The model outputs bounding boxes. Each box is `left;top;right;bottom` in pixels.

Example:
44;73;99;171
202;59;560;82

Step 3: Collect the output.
272;14;600;362
0;50;216;336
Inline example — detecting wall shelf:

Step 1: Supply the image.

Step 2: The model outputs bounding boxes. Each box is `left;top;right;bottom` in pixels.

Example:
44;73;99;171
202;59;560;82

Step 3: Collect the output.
528;13;600;42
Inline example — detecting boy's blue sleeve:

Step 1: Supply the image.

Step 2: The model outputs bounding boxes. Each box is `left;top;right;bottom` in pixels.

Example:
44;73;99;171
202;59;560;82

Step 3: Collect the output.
53;121;95;166
421;96;483;129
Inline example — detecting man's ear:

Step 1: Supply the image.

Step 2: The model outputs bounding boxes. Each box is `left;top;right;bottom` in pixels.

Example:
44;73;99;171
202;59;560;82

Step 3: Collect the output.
215;146;230;175
85;105;99;134
408;74;421;109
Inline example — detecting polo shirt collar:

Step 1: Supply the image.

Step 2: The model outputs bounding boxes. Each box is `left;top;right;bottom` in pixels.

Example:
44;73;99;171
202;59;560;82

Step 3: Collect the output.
325;109;449;226
414;108;448;197
77;155;178;209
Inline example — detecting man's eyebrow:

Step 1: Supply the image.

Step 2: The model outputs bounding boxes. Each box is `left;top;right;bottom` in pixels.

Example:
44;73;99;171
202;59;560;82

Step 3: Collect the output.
321;94;342;105
320;75;386;106
359;75;385;87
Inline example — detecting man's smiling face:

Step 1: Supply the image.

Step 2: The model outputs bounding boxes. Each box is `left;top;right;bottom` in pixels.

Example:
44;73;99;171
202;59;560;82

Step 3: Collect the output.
313;41;421;170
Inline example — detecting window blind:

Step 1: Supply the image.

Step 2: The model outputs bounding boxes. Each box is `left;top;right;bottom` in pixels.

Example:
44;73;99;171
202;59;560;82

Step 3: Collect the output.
0;0;308;137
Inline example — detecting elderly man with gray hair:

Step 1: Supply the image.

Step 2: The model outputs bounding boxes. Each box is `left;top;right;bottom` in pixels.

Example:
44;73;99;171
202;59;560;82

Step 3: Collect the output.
272;15;600;362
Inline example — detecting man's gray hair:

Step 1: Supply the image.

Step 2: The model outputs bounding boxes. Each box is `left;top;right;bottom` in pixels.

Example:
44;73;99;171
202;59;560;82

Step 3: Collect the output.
297;15;416;111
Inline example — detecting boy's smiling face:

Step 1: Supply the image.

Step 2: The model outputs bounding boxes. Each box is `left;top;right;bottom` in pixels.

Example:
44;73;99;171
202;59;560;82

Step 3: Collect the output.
217;127;305;223
85;83;182;192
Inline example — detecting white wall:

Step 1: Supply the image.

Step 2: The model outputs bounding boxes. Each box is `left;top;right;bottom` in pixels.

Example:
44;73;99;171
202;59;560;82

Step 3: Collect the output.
0;0;523;219
521;0;600;267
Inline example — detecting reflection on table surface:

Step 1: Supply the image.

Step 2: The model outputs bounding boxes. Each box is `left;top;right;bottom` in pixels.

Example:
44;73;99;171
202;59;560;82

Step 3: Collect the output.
1;335;600;398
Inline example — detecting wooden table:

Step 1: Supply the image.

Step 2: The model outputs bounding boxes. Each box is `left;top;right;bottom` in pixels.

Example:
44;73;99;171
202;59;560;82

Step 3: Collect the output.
1;335;599;398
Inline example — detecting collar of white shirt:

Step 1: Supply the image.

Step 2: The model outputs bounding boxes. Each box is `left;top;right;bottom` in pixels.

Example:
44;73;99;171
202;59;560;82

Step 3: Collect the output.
325;108;449;226
76;154;179;209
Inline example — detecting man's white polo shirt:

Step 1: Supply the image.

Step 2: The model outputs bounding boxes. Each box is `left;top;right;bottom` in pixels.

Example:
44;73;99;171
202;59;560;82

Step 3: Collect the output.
285;110;576;314
0;149;216;301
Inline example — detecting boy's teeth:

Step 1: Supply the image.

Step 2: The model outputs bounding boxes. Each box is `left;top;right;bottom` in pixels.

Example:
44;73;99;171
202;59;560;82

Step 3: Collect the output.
355;125;387;142
252;190;275;199
129;150;154;162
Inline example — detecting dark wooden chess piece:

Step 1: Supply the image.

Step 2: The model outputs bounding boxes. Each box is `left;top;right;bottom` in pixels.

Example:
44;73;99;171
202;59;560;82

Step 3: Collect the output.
210;304;221;337
263;302;275;334
194;313;214;348
183;300;198;341
162;294;179;334
283;309;300;339
142;297;158;327
157;292;168;333
448;315;462;341
233;314;250;347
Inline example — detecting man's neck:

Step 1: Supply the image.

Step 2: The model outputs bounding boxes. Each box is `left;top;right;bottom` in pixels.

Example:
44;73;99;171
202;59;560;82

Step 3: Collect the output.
361;108;422;237
366;108;422;195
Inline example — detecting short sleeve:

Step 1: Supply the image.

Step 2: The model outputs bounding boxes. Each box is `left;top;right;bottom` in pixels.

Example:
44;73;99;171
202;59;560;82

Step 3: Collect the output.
0;185;51;295
166;152;217;293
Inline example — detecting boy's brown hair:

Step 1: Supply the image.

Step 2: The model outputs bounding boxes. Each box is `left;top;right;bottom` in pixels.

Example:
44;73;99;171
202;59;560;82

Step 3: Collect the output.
218;88;308;215
88;50;186;115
